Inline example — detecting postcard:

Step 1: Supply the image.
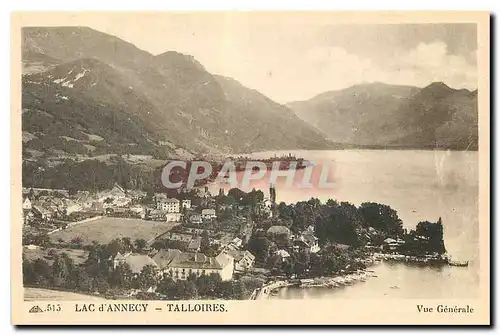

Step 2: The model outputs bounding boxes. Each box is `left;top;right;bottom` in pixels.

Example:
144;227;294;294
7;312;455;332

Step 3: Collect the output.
11;11;490;325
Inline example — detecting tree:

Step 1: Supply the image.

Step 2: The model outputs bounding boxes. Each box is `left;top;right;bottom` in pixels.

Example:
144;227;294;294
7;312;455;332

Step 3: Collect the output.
196;273;222;297
92;275;110;294
28;188;35;200
157;277;176;297
219;281;246;300
106;238;126;256
281;258;295;278
31;258;52;286
22;260;37;285
138;265;157;291
266;254;282;272
293;251;310;276
121;237;133;251
109;263;133;289
247;234;271;263
414;218;446;254
51;254;73;288
184;280;198;299
200;231;210;254
359;202;404;237
70;236;84;246
315;210;360;247
32;233;50;247
134;238;147;252
68;266;92;292
228;188;246;205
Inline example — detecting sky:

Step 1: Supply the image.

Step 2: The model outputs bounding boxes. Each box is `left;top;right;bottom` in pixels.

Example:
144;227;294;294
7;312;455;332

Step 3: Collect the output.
52;13;478;103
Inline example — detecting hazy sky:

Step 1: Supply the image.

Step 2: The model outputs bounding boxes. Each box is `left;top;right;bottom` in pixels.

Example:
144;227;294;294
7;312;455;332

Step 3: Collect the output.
60;13;478;103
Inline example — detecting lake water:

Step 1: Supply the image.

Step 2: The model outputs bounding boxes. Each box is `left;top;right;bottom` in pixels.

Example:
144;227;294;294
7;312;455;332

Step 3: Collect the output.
210;150;479;299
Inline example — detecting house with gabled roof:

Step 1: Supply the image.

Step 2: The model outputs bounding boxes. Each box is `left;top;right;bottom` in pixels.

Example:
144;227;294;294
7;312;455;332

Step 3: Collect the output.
22;197;32;210
32;205;52;221
226;250;255;272
293;231;320;253
113;252;158;275
152;249;234;281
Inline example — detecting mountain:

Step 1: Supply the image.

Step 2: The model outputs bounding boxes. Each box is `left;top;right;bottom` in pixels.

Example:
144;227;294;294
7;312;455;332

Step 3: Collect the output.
288;82;478;150
22;58;164;158
21;27;332;160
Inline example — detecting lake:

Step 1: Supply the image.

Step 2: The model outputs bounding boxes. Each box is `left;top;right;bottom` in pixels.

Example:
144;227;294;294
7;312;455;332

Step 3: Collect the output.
210;149;479;299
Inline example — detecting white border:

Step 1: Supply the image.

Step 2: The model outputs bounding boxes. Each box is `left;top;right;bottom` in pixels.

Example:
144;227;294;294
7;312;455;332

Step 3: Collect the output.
3;1;497;334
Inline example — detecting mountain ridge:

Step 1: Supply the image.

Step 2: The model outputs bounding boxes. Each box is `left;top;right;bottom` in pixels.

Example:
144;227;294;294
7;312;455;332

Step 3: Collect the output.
288;82;477;150
22;26;333;159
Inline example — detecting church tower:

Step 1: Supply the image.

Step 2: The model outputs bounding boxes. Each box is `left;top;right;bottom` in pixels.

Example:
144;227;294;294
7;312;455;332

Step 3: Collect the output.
269;183;276;205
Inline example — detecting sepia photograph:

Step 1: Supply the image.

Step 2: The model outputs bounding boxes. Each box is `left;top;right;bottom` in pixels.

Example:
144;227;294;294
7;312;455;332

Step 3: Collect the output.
11;11;490;325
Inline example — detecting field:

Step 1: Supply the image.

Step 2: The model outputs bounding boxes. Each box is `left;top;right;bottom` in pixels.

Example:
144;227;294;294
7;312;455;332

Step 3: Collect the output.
49;217;179;245
24;287;105;301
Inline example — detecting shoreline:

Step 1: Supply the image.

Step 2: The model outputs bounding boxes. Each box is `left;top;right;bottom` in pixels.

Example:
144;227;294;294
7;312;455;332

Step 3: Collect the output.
251;268;378;300
255;251;470;299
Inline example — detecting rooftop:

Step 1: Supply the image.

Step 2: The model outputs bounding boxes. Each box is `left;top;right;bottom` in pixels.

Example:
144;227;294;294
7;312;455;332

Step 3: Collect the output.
152;249;233;270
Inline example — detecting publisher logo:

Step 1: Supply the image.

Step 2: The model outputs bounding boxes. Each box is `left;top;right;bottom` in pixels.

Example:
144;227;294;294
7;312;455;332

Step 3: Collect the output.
29;305;43;313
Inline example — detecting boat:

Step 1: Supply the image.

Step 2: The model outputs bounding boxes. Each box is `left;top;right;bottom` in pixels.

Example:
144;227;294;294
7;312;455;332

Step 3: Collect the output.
448;260;469;267
343;276;355;285
333;277;346;285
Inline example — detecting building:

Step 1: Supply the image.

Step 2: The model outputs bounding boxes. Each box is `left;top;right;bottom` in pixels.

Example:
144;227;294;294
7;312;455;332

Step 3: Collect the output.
148;209;167;221
187;238;201;252
90;201;105;214
109;183;126;198
293;232;320;253
201;208;216;220
62;199;82;215
153;249;234;281
156;195;180;213
98;183;131;207
130;205;145;218
274;249;291;261
190;214;203;225
226;250;255;272
75;193;95;209
267;225;291;238
32;205;52;221
384;238;405;251
165;212;182;222
127;189;147;200
113;252;158;275
181;199;191;209
22;197;32;210
165;232;193;243
222;237;243;251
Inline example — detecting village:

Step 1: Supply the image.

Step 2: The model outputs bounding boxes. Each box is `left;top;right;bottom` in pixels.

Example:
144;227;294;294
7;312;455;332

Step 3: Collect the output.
22;182;329;299
21;181;452;300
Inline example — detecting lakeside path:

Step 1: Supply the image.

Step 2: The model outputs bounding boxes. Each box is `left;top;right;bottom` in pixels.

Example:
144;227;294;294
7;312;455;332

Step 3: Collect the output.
251;281;290;300
251;268;379;300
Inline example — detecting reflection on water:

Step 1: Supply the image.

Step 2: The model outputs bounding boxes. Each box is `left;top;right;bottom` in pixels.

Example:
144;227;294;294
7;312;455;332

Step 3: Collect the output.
271;262;479;299
210;150;479;299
